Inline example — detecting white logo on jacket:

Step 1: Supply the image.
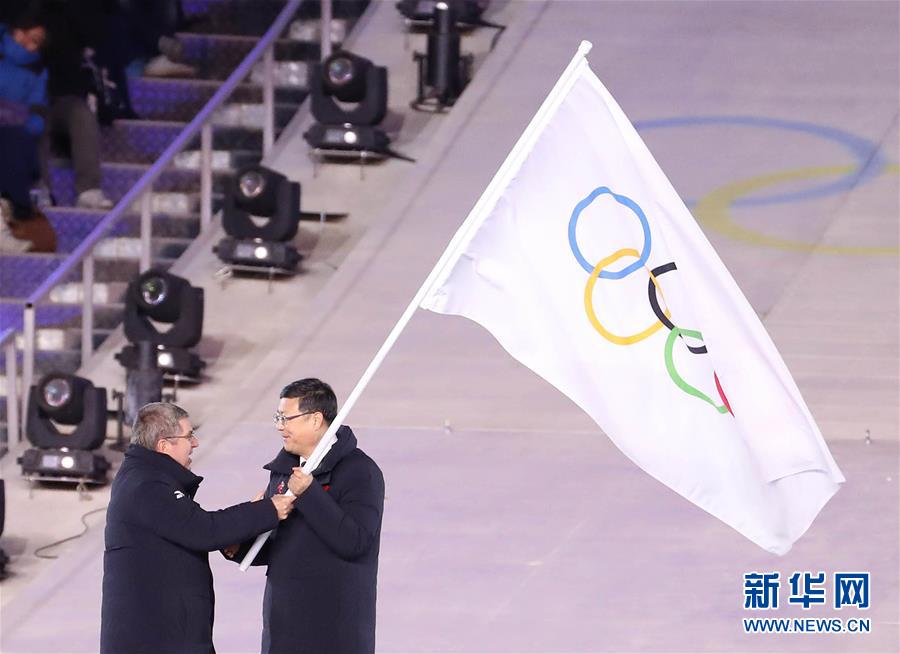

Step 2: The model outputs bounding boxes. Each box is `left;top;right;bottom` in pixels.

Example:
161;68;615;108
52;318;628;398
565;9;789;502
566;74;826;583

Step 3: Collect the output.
173;490;185;499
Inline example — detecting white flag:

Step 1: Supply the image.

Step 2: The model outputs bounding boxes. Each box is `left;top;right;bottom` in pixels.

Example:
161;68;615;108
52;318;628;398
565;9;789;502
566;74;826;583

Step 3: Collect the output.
420;44;844;555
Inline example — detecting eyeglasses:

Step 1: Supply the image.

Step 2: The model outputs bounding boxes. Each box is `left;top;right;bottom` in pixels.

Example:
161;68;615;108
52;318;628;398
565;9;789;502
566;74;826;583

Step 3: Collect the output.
165;429;198;442
273;411;314;427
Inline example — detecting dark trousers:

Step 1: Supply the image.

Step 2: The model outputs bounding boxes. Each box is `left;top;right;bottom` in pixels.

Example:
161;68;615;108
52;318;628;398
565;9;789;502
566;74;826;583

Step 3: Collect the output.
0;125;39;218
39;95;103;195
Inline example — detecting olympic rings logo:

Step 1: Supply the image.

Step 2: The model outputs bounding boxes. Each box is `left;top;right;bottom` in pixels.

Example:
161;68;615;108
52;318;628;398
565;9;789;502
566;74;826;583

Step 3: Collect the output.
569;187;733;416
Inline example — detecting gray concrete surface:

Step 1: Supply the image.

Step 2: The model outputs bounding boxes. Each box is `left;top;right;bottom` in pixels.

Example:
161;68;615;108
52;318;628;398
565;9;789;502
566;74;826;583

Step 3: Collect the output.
2;0;898;652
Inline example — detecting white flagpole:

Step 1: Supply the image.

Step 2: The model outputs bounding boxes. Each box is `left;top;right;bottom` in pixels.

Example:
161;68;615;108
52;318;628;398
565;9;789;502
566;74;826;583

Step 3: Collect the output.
240;40;594;571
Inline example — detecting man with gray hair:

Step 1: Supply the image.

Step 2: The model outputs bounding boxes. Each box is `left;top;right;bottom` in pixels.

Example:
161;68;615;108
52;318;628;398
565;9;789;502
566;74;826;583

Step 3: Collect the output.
100;402;296;654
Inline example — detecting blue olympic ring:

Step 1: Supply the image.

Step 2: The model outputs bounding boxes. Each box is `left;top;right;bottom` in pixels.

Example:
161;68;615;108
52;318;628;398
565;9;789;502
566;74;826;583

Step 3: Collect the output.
632;115;885;207
568;187;652;278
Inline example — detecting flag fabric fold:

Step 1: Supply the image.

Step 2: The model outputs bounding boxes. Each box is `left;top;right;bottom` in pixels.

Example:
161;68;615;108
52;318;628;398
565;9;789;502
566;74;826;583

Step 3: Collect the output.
420;49;843;555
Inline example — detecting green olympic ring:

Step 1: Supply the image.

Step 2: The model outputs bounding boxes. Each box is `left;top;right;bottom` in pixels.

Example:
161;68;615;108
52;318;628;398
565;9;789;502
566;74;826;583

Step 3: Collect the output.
664;327;731;415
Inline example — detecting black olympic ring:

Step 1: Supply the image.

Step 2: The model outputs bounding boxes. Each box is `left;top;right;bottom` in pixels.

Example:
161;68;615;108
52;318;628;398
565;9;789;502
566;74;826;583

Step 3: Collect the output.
647;262;707;355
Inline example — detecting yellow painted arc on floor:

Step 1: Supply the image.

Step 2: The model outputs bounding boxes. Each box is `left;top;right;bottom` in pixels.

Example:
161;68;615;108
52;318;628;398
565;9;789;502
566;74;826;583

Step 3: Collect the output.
694;164;900;256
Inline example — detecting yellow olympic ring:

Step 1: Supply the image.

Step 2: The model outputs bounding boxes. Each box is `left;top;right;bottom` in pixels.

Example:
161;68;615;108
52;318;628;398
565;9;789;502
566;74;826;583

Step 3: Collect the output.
694;164;900;256
584;248;670;345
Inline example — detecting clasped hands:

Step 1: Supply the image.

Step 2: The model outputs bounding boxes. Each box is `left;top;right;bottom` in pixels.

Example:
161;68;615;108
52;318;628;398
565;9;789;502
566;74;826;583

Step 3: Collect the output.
256;468;313;517
222;469;312;559
262;468;313;519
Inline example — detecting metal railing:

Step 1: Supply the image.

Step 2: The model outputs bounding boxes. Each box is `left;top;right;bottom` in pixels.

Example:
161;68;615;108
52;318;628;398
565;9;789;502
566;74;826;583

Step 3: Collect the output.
2;327;19;449
2;0;334;448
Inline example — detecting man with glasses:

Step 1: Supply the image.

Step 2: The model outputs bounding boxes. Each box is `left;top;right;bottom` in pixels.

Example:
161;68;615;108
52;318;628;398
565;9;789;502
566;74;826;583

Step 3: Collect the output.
226;378;385;654
101;402;297;654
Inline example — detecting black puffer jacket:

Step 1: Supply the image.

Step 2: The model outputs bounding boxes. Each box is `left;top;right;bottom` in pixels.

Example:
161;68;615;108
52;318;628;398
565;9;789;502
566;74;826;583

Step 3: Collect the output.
100;445;280;654
236;425;385;654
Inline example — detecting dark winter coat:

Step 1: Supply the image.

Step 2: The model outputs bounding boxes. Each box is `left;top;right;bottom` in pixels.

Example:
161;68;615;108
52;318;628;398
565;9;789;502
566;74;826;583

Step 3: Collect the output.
101;445;280;654
236;426;385;654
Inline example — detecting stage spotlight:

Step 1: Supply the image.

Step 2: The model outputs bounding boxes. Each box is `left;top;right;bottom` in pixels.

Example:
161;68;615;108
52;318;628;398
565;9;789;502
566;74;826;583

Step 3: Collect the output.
214;165;302;273
304;50;392;157
396;0;489;26
412;2;474;111
310;51;388;126
18;373;110;483
116;270;205;379
230;166;298;233
323;52;369;104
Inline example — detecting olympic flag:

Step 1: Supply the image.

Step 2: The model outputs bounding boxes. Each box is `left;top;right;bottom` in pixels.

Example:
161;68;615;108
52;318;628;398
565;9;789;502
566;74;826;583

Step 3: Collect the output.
419;42;844;555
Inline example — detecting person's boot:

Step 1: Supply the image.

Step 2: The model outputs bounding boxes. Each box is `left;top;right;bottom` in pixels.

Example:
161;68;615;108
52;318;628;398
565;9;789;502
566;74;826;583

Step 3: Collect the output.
0;198;32;253
6;204;58;253
145;36;196;78
77;188;114;210
143;55;197;78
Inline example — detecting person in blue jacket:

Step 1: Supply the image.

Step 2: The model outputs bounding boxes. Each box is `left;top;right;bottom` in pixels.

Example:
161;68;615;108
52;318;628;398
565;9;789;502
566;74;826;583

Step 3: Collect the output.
0;5;50;251
226;379;385;654
0;9;47;133
100;402;298;654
